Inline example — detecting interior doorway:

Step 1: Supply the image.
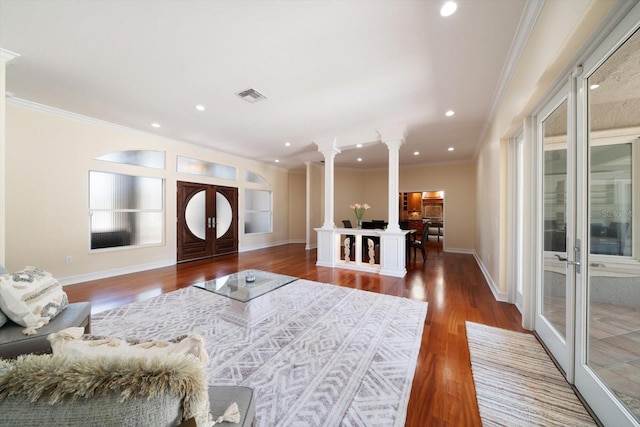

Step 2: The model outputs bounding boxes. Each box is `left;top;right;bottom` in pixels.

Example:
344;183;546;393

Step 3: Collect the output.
399;191;445;247
177;181;238;262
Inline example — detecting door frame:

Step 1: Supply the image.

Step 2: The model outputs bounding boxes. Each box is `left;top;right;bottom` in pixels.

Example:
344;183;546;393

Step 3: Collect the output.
177;181;238;263
508;130;525;311
534;82;576;379
572;4;640;425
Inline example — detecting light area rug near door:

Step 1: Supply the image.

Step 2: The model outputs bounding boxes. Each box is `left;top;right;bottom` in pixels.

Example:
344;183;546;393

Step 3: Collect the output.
466;321;596;427
91;279;427;426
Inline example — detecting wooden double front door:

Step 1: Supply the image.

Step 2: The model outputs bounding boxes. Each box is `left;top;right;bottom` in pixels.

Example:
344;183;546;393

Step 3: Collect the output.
177;181;238;262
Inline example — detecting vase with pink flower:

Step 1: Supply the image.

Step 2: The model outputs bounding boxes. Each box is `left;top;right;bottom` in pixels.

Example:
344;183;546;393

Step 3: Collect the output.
350;203;370;229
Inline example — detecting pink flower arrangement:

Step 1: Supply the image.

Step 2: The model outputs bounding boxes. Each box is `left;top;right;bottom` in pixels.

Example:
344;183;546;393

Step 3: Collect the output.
350;203;370;221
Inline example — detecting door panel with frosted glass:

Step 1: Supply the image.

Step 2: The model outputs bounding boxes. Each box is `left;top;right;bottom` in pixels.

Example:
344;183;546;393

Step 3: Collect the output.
177;181;238;262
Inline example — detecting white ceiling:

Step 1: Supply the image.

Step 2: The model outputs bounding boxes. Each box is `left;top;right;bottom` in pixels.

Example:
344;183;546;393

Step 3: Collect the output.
0;0;529;170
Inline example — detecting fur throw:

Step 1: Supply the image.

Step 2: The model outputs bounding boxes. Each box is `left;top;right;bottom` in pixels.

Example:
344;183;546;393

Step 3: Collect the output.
0;353;209;424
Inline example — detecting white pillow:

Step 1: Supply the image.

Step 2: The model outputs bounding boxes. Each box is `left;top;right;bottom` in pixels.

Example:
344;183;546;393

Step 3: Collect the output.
0;266;69;335
48;327;209;366
0;309;7;328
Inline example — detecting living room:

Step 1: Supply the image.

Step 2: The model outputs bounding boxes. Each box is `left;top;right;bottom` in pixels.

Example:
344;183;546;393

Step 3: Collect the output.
1;1;639;426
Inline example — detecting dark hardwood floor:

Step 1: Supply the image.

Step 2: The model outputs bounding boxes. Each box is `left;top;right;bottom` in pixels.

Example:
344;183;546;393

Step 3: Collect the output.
65;242;527;426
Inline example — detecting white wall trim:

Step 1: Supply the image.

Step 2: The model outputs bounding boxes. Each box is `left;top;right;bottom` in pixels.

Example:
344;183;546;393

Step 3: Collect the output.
472;250;508;302
0;49;21;63
60;240;307;286
474;0;544;160
238;240;290;253
59;259;175;286
6;97;289;173
444;247;474;254
445;247;508;301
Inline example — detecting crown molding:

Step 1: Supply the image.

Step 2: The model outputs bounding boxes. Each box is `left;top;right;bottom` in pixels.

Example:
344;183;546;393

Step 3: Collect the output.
5;97;290;173
0;48;20;63
474;0;545;159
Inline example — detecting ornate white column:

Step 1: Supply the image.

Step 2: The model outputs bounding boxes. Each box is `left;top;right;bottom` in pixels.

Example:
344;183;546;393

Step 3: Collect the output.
0;49;20;268
384;138;403;232
315;142;341;268
379;136;407;277
320;146;340;229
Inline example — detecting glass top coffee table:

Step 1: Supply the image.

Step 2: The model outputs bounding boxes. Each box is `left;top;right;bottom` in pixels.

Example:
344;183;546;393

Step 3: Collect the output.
193;269;298;302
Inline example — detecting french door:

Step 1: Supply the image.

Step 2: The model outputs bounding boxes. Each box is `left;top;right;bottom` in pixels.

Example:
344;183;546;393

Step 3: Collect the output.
536;84;575;377
536;5;640;426
177;181;238;262
573;8;639;427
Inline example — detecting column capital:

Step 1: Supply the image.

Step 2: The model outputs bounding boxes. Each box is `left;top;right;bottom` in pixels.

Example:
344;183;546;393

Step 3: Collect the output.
0;49;20;63
314;137;341;157
377;127;406;144
383;139;405;151
319;146;341;159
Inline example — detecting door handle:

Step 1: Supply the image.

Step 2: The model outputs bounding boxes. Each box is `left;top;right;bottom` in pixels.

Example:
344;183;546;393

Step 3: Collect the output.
211;217;216;229
554;241;581;274
207;217;212;228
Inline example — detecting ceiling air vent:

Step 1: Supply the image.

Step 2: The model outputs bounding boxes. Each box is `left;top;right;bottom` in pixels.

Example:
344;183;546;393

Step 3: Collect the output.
236;88;267;103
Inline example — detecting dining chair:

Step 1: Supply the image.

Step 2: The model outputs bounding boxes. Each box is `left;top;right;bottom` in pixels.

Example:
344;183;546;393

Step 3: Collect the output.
409;221;431;261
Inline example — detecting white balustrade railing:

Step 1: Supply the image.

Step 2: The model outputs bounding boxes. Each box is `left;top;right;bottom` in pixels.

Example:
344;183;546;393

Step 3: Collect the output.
315;227;409;277
339;228;382;272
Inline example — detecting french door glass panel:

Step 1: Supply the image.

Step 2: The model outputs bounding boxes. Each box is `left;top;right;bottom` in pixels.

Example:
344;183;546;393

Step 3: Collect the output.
583;24;640;424
538;93;572;375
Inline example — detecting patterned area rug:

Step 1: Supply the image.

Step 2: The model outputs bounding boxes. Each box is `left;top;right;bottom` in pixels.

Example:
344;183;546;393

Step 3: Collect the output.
92;279;427;426
466;322;596;426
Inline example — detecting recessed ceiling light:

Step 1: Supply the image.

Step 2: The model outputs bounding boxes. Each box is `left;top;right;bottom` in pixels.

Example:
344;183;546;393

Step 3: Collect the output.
413;151;420;156
590;84;600;90
445;110;455;117
440;1;457;17
357;158;363;162
285;142;291;147
448;147;455;151
356;143;363;148
274;159;280;163
195;104;206;111
151;123;161;128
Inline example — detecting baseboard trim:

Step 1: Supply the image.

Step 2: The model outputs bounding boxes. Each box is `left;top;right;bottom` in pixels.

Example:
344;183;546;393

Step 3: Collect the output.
472;251;508;302
60;240;308;285
444;247;475;254
239;240;290;253
59;259;176;286
444;247;508;302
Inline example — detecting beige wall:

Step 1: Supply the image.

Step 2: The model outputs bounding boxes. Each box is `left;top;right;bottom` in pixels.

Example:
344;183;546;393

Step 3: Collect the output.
333;168;389;226
476;0;616;298
288;171;306;242
334;169;366;226
329;161;475;251
400;162;476;251
307;162;323;248
6;102;291;283
0;58;7;267
333;169;388;226
363;169;390;222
